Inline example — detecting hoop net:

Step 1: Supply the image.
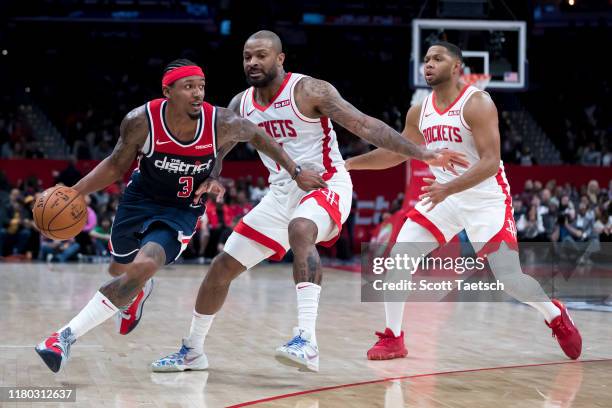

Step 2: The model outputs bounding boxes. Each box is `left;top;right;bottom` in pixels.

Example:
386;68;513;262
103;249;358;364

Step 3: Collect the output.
410;73;492;106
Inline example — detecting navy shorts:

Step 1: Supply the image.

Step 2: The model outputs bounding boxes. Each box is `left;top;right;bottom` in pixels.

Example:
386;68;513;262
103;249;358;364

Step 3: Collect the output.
109;179;203;265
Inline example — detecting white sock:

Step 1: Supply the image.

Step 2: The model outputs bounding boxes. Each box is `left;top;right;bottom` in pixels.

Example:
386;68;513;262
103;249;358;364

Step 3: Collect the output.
296;283;321;345
526;302;561;323
185;311;215;354
60;291;119;338
384;302;405;337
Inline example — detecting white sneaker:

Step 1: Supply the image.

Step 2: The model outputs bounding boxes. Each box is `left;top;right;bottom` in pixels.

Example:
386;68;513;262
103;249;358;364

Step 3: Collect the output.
151;338;209;372
275;327;319;372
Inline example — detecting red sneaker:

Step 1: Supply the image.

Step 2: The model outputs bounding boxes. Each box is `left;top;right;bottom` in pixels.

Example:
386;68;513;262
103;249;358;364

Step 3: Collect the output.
116;278;154;335
367;328;408;360
546;299;582;360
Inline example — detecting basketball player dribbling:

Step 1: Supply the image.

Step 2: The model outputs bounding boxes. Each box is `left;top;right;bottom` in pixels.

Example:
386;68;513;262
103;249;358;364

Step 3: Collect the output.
152;31;468;373
35;59;327;373
345;42;582;361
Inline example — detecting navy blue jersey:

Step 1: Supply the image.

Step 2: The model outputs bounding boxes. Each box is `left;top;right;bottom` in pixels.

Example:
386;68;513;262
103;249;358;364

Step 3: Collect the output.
133;98;217;207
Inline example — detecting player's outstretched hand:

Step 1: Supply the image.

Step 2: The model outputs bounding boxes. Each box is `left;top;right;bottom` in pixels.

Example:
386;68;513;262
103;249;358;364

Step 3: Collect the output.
296;169;328;191
193;178;226;205
419;177;451;211
423;149;469;175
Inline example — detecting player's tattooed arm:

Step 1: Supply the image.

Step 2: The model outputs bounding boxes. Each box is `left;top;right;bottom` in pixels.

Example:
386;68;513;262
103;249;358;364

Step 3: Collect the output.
299;78;468;171
215;107;327;191
346;104;425;171
299;78;428;159
72;105;148;196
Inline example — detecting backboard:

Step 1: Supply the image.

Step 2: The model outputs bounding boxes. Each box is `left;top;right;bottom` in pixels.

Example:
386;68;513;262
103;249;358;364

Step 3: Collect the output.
411;19;527;90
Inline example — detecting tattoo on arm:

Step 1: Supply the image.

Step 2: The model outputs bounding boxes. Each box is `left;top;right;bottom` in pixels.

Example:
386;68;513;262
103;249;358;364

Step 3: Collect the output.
109;105;149;173
215;107;296;174
301;78;426;160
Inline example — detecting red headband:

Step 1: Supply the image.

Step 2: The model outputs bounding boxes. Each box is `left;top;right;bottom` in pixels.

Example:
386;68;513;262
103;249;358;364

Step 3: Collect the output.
162;66;205;87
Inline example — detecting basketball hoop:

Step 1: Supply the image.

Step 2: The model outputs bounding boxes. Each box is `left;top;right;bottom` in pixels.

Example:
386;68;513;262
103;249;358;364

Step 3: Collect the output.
460;73;492;91
410;73;492;106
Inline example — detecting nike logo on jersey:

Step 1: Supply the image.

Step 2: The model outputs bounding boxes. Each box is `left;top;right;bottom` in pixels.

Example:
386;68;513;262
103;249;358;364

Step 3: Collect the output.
156;140;172;146
425;111;434;117
247;107;256;116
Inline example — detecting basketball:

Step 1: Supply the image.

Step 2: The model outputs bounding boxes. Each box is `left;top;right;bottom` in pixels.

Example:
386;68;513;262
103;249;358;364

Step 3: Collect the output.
33;186;88;240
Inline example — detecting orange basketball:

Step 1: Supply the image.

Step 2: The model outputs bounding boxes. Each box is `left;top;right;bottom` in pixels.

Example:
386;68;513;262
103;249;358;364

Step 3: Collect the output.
33;186;88;240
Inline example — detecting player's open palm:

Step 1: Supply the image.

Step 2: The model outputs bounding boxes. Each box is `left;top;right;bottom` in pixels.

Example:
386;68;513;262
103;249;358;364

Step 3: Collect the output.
193;178;226;205
423;149;469;175
419;177;451;211
295;169;328;191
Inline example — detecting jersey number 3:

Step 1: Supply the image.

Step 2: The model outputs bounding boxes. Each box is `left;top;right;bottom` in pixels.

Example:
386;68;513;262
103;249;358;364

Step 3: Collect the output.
177;176;193;198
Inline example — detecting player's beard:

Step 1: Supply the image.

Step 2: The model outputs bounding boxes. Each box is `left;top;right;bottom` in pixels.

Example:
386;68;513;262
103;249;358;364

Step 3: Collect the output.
427;70;452;86
246;66;278;87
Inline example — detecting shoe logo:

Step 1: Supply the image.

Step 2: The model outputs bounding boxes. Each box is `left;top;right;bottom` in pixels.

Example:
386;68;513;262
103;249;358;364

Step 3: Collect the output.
156;140;172;146
101;299;115;311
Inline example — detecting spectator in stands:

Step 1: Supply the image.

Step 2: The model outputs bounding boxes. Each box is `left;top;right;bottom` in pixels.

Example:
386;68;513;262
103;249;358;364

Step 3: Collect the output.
580;142;601;166
2;190;32;256
39;237;80;263
586;180;600;206
249;176;269;204
594;210;612;242
89;216;111;256
217;216;242;254
74;195;97;256
55;157;82;187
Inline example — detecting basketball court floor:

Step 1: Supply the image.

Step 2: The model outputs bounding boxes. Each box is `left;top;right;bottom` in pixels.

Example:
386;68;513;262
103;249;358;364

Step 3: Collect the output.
1;262;611;407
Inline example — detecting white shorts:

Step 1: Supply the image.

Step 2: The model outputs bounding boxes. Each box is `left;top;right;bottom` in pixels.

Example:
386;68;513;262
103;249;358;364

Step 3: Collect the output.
224;170;353;269
400;187;518;256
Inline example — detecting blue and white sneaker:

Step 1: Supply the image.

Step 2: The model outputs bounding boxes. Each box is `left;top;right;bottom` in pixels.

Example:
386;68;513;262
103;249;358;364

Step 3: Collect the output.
275;327;319;372
35;327;76;373
151;339;208;372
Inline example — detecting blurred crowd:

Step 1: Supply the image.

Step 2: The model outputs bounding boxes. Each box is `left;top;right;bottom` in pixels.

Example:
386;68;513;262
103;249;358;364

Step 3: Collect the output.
513;178;611;263
3;160;610;265
0;166;271;263
0;107;44;160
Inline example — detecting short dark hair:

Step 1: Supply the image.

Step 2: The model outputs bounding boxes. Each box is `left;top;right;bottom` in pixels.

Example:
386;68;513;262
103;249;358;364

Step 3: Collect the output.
247;30;283;53
431;41;463;61
163;58;199;75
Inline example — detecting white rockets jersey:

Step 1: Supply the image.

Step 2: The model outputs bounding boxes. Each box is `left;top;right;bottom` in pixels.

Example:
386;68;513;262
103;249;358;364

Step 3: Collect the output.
239;72;345;185
419;85;509;196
